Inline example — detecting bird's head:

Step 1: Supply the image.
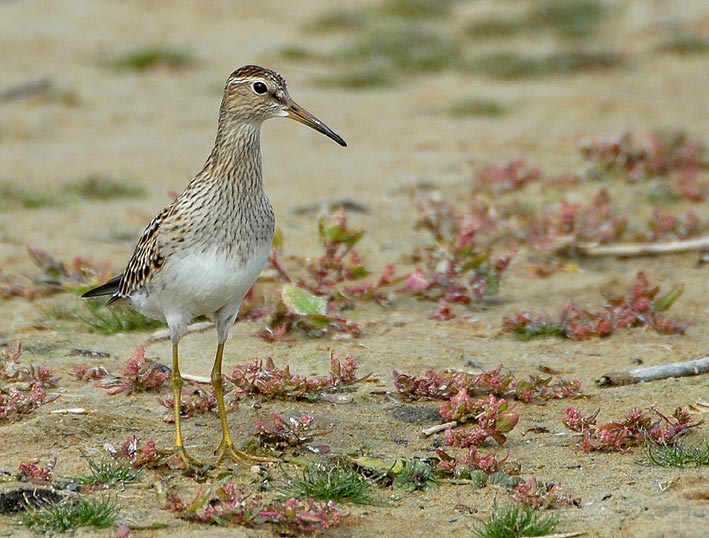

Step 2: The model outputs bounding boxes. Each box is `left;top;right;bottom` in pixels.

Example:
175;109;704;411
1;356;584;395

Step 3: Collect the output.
221;65;346;147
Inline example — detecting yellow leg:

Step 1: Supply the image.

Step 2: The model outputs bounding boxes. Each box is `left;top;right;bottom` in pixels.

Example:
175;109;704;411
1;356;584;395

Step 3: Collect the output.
172;343;202;469
211;343;275;465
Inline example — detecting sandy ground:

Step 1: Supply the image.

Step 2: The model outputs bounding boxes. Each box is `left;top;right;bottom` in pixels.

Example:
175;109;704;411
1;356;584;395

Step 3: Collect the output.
1;1;708;536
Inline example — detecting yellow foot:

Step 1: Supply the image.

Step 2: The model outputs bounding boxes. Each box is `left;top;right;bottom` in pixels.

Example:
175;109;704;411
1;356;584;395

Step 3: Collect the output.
175;446;205;472
214;441;278;466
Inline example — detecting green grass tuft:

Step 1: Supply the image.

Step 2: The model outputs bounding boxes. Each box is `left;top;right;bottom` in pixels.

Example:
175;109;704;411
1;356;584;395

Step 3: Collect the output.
0;183;55;210
658;34;709;55
82;299;165;334
466;18;524;39
304;8;368;33
315;68;397;89
476;503;559;538
20;497;118;533
379;0;454;19
75;451;140;487
446;98;508;118
531;0;606;40
285;464;372;504
109;47;196;72
471;50;623;79
511;322;566;341
337;24;462;73
279;46;325;62
647;440;709;468
64;175;145;201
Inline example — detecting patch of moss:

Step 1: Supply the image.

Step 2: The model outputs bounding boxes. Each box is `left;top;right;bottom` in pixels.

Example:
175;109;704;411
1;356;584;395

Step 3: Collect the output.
471;50;623;79
446;98;509;118
315;68;397;89
109;47;197;72
657;34;709;55
336;24;462;73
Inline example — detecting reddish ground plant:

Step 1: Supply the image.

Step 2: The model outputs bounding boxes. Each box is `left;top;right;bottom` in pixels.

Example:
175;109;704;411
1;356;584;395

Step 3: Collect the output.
579;131;706;196
644;208;702;241
508;476;581;509
525;189;628;253
309;210;368;292
93;346;170;395
407;189;514;310
158;387;217;422
255;287;362;341
70;364;111;381
225;351;362;402
115;434;168;469
435;447;519;477
442;393;519;447
17;455;58;485
0;246;112;300
170;482;345;534
395;368;580;455
269;210;374;297
503;271;686;340
393;366;581;403
475;159;542;197
0;342;58;421
563;406;701;452
344;262;399;305
252;413;331;451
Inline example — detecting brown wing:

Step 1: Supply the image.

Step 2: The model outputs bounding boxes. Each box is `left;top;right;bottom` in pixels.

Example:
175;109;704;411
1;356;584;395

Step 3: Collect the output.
112;205;174;301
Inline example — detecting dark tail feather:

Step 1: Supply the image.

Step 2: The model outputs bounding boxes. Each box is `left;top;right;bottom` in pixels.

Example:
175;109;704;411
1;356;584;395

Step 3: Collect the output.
82;274;123;303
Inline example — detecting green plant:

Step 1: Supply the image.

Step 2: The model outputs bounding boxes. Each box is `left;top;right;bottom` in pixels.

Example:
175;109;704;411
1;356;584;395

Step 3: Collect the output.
109;47;196;72
0;184;55;210
531;0;606;40
337;24;462;73
304;7;368;33
20;497;118;532
647;439;709;467
315;68;396;89
380;0;454;19
658;34;709;55
471;50;623;80
75;451;140;487
64;175;145;201
475;503;559;538
284;464;372;504
446;98;508;118
392;458;438;491
82;299;164;333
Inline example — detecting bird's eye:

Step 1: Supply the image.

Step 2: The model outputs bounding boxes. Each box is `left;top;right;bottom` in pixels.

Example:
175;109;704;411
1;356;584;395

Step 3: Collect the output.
252;81;268;94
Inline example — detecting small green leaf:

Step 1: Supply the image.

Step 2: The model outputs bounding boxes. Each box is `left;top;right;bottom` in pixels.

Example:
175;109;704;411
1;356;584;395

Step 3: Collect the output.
281;284;327;316
272;227;284;250
307;314;333;329
653;284;684;312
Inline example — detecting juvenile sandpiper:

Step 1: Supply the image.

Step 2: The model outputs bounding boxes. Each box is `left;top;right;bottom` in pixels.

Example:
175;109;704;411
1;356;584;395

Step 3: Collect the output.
83;65;347;469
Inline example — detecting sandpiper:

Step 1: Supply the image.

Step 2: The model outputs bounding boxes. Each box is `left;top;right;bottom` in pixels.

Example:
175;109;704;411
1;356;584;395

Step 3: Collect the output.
83;65;346;469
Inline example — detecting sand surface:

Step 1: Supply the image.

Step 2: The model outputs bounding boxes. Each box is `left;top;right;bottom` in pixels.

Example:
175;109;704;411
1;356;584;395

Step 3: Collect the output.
1;1;708;536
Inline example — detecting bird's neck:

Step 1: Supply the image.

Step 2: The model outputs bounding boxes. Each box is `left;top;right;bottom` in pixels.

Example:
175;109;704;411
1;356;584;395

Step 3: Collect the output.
199;117;263;189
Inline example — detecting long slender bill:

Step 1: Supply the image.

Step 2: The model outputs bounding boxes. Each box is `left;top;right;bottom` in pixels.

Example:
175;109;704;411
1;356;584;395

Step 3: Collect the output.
286;100;347;147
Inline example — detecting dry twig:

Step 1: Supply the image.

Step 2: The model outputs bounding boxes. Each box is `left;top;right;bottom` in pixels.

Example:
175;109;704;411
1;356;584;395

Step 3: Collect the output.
597;356;709;386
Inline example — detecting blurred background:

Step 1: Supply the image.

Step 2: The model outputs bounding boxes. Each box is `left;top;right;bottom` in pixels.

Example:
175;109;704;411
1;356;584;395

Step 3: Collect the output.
1;4;708;535
1;0;707;265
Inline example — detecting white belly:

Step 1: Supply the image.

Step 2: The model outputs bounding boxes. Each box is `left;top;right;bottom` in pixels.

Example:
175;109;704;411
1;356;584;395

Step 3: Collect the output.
130;243;271;325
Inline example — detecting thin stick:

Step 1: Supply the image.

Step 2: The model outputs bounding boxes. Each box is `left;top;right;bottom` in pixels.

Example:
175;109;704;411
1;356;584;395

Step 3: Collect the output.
539;531;586;538
149;321;214;341
181;373;211;384
575;236;709;257
422;421;457;436
597;356;709;387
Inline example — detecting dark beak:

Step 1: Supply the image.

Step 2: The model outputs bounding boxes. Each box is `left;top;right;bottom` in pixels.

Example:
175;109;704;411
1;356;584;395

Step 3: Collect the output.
286;100;347;147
